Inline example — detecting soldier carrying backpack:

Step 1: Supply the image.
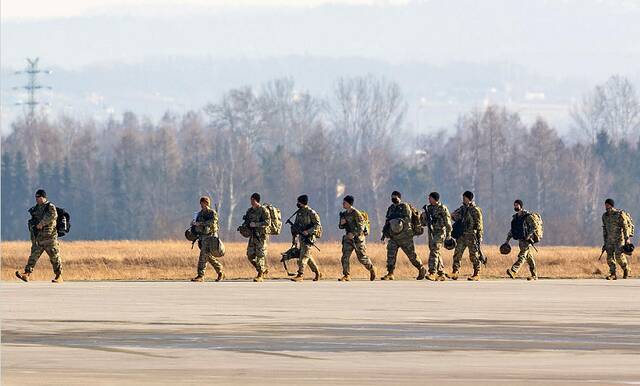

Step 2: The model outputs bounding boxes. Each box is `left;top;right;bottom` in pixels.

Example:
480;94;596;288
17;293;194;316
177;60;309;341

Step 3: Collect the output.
337;195;377;282
238;193;280;282
602;198;633;280
504;199;541;281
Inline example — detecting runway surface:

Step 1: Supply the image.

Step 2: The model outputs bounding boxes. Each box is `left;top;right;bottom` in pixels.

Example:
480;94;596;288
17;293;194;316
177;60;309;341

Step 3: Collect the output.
2;279;640;385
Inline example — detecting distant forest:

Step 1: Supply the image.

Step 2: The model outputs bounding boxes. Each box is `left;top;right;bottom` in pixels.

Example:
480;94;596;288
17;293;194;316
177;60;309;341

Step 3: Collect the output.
2;75;639;245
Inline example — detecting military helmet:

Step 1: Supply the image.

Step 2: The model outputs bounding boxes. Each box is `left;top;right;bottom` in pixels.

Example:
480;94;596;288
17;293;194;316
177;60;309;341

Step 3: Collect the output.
237;225;252;238
499;243;512;255
622;243;635;256
184;228;198;242
444;238;456;250
389;219;404;234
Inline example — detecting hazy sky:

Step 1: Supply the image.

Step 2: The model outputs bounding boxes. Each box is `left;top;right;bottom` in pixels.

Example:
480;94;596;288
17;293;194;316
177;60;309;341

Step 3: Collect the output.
1;0;408;19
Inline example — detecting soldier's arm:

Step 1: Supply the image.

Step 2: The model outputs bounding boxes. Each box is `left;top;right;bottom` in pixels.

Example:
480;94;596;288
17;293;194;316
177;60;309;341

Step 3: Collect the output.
39;203;58;227
619;213;630;240
203;210;219;235
310;211;321;234
602;214;607;241
254;207;269;229
451;207;461;222
401;203;412;224
473;208;483;239
444;207;453;237
352;211;364;235
338;212;347;230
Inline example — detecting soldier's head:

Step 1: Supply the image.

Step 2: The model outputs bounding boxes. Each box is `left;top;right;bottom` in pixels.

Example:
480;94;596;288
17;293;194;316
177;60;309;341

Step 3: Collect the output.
391;191;401;204
251;192;261;208
200;196;211;209
343;195;354;210
297;194;309;208
428;192;440;205
35;189;47;205
462;191;474;205
514;199;523;212
605;198;615;211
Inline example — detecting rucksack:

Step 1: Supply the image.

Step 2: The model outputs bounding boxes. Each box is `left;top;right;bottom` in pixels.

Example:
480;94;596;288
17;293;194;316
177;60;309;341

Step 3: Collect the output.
524;212;544;243
263;203;282;235
620;210;635;238
407;203;424;236
49;203;70;237
359;210;371;236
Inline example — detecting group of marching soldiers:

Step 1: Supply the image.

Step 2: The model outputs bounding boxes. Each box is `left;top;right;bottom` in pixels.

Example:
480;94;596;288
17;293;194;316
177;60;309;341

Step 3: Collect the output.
15;188;635;283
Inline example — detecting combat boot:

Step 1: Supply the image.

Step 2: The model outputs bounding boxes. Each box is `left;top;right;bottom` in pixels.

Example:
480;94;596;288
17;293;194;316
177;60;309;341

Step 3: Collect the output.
527;275;538;281
506;269;516;279
253;272;264;282
437;273;446;281
215;272;225;282
52;274;63;283
605;273;617;280
338;275;351;282
369;267;377;281
468;269;480;281
313;271;323;282
416;266;427;280
291;274;304;282
191;275;204;282
263;269;270;278
425;273;438;281
381;272;394;281
623;267;630;279
15;271;30;282
446;271;459;280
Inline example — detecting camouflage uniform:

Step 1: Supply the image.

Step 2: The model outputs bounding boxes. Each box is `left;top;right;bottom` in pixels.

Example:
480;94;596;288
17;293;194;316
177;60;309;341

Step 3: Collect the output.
425;202;452;275
451;203;483;273
602;208;630;275
293;206;321;276
507;210;536;276
25;201;62;275
384;202;424;274
195;207;223;277
339;207;374;276
244;205;271;274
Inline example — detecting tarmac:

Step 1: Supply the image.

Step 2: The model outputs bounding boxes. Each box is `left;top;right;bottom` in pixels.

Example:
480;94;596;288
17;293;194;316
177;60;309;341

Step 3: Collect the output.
2;279;640;385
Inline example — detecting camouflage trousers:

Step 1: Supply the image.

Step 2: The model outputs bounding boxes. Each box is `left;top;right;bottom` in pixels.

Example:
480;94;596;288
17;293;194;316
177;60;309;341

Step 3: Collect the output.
452;234;481;272
341;235;373;276
25;238;62;275
605;242;629;275
510;240;536;275
427;236;445;275
297;240;320;276
197;236;223;277
247;235;268;274
386;234;423;273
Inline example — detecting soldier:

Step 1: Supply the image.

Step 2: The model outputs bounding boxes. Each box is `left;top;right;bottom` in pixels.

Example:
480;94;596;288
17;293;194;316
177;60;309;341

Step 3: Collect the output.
338;195;377;281
423;192;452;281
290;195;323;282
243;193;271;282
190;196;224;282
505;200;537;281
15;189;63;283
448;191;483;281
381;191;427;281
602;198;632;280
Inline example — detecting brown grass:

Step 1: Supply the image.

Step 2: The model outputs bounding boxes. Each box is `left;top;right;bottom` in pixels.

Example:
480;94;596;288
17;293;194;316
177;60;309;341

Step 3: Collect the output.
1;240;636;281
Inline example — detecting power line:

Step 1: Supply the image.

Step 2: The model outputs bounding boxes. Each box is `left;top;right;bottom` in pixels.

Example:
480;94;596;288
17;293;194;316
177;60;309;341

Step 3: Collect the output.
13;57;52;122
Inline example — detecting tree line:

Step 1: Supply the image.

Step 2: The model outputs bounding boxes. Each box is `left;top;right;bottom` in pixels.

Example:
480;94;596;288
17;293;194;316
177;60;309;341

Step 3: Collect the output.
2;75;639;245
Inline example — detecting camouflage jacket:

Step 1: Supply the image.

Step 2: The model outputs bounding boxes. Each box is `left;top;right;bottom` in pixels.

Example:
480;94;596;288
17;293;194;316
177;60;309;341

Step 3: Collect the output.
243;205;271;238
293;205;321;241
385;202;413;237
426;202;452;240
195;207;218;237
28;200;58;242
452;202;483;238
602;208;628;244
339;207;365;239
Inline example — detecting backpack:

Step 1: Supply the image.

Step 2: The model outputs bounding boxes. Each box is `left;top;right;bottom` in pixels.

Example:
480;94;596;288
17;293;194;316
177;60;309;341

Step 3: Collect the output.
359;210;371;236
263;203;282;235
407;203;424;236
524;212;544;243
49;203;71;237
620;210;635;238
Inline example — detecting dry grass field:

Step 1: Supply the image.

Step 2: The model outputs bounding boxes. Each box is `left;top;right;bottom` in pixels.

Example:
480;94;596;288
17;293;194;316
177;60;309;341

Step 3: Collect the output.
1;240;637;281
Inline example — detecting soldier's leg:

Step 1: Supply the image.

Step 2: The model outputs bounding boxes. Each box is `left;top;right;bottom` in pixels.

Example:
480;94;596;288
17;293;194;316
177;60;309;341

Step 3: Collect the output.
203;239;223;275
254;237;268;274
614;246;628;271
451;239;467;273
427;238;440;274
467;235;481;272
526;247;537;277
605;245;617;275
197;247;208;277
354;240;374;270
399;238;423;269
341;237;354;276
386;239;399;273
307;256;320;275
297;243;311;275
246;239;259;272
510;240;529;274
43;240;62;275
24;242;45;274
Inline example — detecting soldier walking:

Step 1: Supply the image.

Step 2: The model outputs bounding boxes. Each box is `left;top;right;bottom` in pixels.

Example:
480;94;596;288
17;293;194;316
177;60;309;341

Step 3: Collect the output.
448;191;484;281
381;191;427;280
191;196;224;282
242;193;271;282
290;195;323;282
602;198;632;280
15;189;63;283
338;195;377;281
505;200;538;280
423;192;452;281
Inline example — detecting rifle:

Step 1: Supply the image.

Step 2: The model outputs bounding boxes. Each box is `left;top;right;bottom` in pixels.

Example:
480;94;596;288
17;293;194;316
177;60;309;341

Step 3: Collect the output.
598;245;606;261
476;235;487;266
285;210;320;252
